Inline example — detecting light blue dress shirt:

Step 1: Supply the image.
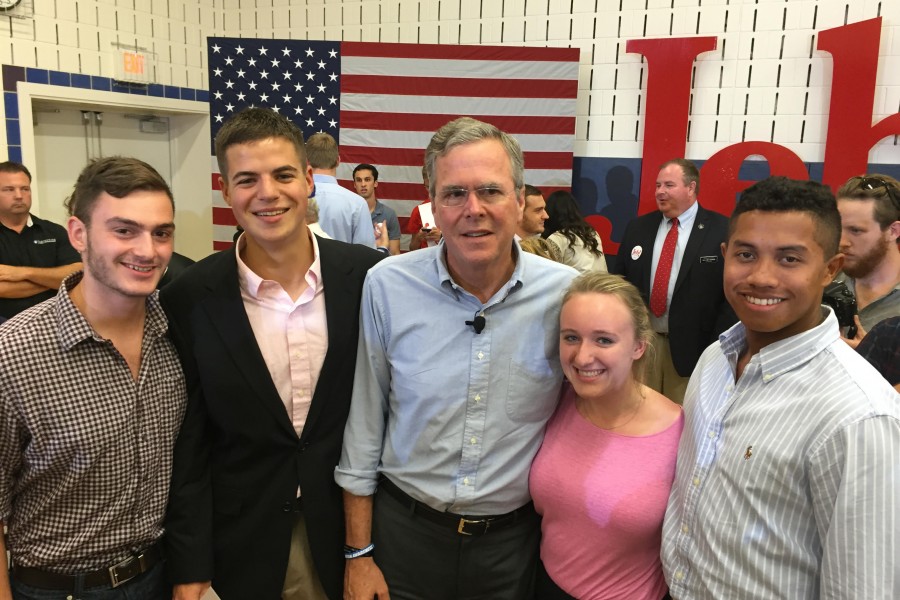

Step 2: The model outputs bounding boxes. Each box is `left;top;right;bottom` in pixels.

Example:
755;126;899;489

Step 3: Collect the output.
312;174;376;247
662;308;900;599
335;244;578;515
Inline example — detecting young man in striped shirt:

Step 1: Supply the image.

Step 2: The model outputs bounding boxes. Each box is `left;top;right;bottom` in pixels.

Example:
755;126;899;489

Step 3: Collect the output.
662;176;899;599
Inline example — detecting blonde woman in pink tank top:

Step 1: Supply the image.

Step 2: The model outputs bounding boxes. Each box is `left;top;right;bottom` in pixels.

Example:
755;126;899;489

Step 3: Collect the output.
530;272;683;600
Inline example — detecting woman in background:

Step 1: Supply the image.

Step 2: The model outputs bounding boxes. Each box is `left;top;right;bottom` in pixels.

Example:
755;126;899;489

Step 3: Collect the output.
543;190;608;274
530;272;682;600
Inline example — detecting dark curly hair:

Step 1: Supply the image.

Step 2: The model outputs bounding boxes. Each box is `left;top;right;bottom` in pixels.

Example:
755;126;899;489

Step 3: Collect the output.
542;190;602;257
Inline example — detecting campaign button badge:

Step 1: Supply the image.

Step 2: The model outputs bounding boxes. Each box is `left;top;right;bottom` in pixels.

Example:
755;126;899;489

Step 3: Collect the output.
631;245;642;260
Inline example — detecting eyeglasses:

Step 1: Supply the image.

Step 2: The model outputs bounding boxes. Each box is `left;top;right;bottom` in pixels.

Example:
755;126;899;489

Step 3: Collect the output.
854;176;900;211
436;185;510;207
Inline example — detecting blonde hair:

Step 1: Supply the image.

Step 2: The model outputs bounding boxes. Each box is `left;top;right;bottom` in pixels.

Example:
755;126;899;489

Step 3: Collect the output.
519;237;562;262
562;272;656;383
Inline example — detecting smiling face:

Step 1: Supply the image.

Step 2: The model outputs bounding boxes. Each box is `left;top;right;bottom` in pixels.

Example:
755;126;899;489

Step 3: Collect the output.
220;136;313;254
838;198;894;279
432;138;524;286
723;210;843;353
655;163;697;219
68;190;174;301
559;292;646;403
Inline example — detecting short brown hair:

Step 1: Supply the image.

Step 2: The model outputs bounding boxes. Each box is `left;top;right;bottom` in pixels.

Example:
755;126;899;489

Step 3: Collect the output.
659;158;700;197
0;161;31;182
306;133;339;170
64;157;173;225
215;107;307;178
836;174;900;230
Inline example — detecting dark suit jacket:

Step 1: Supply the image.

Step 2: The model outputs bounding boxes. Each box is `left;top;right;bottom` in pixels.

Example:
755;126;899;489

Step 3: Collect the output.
160;236;383;600
612;204;736;376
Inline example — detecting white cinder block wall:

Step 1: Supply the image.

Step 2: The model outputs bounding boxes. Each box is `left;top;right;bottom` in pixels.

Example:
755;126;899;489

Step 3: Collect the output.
0;0;897;221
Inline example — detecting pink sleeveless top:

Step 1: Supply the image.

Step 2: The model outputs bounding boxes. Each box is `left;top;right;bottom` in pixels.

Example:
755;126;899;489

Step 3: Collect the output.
529;385;683;599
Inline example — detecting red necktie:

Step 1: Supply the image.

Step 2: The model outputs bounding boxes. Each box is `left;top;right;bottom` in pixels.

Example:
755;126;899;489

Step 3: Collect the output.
650;217;679;317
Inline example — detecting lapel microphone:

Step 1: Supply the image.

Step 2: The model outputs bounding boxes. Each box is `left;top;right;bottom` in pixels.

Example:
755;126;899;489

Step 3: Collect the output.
465;312;486;334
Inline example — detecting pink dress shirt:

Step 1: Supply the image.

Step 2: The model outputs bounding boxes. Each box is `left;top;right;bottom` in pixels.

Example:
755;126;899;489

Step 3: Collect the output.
235;231;328;438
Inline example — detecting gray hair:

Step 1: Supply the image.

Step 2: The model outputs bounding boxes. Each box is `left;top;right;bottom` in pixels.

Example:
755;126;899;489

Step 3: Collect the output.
424;117;525;200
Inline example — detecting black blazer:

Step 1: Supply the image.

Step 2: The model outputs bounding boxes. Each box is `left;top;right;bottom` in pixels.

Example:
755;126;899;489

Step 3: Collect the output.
612;205;736;376
160;236;383;600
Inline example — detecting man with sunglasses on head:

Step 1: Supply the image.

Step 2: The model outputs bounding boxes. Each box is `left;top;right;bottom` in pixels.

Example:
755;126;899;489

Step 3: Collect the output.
834;174;900;347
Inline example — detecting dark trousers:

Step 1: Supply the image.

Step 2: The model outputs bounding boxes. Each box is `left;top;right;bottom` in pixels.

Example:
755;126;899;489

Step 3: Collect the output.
373;485;540;600
10;562;169;600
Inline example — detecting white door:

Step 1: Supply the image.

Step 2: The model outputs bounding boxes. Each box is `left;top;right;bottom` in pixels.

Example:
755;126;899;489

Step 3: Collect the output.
32;106;173;229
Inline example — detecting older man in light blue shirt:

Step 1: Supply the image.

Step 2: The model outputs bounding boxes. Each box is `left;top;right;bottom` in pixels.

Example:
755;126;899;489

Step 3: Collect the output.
336;117;577;600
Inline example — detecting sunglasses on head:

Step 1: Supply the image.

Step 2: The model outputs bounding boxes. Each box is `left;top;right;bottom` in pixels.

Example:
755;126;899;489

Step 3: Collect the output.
853;176;900;211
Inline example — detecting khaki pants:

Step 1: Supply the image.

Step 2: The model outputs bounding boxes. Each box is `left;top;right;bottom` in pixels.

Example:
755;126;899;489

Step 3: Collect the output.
282;510;328;600
645;332;689;405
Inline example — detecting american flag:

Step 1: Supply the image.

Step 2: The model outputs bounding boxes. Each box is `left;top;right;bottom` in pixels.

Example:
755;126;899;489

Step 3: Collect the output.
207;37;580;250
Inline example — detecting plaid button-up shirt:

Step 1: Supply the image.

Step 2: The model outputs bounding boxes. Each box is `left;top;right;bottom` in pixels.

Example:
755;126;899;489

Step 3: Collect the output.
0;272;186;572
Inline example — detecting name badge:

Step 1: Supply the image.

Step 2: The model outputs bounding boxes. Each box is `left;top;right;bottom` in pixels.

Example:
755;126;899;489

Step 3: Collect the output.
34;238;56;245
700;255;718;263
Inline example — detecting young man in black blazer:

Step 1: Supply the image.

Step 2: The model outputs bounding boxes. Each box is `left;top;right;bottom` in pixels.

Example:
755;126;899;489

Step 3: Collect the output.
161;108;383;600
612;158;736;403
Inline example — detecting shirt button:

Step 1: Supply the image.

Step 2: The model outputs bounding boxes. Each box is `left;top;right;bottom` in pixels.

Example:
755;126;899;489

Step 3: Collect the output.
477;351;484;360
692;477;700;486
463;477;469;485
674;569;684;581
474;394;481;403
681;524;689;534
708;431;716;439
470;437;477;444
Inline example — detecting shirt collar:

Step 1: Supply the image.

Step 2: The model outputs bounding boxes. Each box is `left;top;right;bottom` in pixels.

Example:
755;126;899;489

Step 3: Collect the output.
436;241;524;304
312;174;337;185
719;306;839;382
55;271;168;351
670;200;699;229
235;227;322;298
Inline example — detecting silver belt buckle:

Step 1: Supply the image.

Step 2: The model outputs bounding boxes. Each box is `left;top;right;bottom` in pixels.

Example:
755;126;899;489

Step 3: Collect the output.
107;552;145;588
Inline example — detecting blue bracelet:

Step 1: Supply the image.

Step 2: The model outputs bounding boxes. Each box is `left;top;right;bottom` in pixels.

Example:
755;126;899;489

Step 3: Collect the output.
343;543;375;559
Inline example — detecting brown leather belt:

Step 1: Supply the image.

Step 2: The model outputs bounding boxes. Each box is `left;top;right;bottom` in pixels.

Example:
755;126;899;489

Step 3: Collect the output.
379;476;535;536
11;543;162;591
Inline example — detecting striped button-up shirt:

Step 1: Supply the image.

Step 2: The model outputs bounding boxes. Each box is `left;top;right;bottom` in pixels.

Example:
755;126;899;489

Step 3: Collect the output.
662;308;900;599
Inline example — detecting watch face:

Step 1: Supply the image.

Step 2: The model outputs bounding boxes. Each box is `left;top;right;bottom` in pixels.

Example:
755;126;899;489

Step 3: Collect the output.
0;0;21;9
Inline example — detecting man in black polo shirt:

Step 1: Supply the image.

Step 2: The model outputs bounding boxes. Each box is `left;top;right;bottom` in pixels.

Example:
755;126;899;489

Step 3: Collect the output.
0;161;81;320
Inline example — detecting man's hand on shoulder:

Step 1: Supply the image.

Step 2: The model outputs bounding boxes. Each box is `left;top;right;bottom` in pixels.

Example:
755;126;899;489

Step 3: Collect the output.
172;581;212;600
344;557;390;600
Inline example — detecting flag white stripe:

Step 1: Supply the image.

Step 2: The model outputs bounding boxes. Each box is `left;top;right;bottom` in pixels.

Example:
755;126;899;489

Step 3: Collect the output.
341;56;578;80
339;128;575;153
336;167;571;186
341;94;576;117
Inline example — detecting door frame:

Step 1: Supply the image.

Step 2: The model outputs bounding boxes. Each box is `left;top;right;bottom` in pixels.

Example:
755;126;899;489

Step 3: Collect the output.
16;82;212;258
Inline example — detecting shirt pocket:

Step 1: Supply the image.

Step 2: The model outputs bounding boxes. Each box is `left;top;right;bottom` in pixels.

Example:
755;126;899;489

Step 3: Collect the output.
505;359;562;423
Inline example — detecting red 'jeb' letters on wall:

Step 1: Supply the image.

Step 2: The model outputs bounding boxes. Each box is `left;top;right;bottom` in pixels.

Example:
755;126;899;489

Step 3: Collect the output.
627;17;900;217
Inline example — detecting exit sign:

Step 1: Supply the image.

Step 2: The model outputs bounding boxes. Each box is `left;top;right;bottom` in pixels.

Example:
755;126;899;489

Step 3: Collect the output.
112;48;153;83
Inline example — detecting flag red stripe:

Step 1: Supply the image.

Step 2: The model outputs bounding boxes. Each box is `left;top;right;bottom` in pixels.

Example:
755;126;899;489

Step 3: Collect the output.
213;240;233;251
342;41;579;62
212;174;222;190
341;75;577;99
335;181;427;201
341;146;573;170
340;111;575;135
213;206;237;226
